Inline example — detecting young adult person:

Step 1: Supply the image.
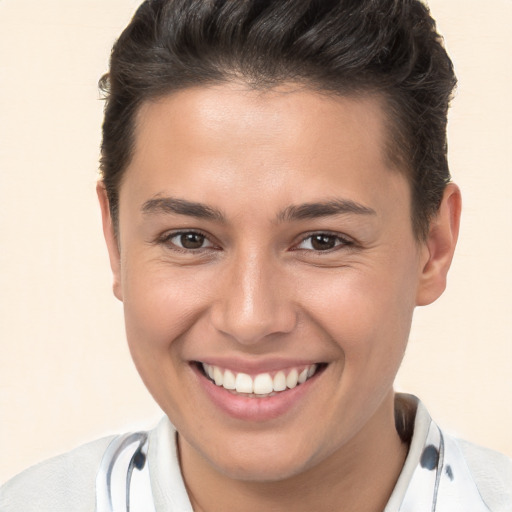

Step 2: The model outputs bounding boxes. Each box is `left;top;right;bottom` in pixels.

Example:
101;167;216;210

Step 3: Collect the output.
1;0;511;511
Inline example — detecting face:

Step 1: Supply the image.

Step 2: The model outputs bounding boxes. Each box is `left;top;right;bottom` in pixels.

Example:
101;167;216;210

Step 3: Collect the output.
100;84;446;482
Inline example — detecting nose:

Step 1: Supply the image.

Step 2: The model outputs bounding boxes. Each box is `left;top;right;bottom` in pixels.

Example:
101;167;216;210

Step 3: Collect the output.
210;250;297;345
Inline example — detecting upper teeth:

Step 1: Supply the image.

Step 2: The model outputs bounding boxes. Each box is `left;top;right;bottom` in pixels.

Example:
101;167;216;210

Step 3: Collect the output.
202;363;318;395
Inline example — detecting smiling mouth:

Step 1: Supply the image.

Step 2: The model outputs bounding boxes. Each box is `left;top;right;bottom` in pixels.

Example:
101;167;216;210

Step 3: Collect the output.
196;362;327;397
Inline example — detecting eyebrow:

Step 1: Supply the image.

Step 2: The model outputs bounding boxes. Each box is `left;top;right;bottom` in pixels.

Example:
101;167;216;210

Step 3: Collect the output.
142;197;225;221
141;196;376;223
277;199;376;222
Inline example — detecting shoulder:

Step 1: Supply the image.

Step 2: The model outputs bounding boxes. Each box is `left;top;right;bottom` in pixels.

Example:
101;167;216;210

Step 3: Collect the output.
456;437;512;511
0;418;191;512
0;435;115;512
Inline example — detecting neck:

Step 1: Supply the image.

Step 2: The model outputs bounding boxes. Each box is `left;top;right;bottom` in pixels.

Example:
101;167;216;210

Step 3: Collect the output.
179;391;408;512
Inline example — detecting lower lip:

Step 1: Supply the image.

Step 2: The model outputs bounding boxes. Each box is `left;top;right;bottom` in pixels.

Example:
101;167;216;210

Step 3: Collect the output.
192;364;322;422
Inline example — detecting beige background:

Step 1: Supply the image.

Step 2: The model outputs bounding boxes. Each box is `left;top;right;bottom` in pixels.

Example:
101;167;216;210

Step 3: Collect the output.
0;0;511;483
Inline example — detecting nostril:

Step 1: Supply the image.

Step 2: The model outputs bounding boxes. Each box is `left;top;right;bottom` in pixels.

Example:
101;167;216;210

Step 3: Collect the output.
209;303;298;345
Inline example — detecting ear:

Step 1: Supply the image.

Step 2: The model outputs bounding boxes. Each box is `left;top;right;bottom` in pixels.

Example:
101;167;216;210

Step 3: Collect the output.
416;183;462;306
96;181;123;301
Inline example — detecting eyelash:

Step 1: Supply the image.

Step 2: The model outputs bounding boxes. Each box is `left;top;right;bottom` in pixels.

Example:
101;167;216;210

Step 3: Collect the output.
293;232;354;252
157;230;218;254
157;230;353;254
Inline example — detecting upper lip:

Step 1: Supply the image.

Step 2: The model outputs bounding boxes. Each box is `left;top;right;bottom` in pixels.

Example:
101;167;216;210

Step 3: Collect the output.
192;357;325;375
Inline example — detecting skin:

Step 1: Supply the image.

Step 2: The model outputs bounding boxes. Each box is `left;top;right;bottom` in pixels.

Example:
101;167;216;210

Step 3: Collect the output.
98;84;461;512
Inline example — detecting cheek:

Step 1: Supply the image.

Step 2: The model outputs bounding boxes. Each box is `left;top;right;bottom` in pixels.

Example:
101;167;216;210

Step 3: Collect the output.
300;259;417;366
121;260;212;354
120;262;216;418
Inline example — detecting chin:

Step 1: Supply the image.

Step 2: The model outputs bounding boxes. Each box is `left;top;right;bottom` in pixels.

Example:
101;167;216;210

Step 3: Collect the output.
218;457;311;483
203;435;321;483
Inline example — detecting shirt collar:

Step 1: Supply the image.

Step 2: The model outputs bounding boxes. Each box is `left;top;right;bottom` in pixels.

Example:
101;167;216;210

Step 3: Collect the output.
386;393;490;512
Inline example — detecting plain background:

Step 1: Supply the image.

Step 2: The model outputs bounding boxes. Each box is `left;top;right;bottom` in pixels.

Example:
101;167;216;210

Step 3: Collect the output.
0;0;511;483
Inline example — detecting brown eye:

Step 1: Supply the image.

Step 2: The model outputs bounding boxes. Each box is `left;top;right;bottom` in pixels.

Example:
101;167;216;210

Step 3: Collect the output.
162;231;214;251
311;234;337;250
179;232;206;249
296;233;351;252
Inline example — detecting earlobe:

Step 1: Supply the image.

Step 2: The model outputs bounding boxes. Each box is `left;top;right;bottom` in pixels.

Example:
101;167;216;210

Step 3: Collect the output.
416;183;462;306
96;181;123;301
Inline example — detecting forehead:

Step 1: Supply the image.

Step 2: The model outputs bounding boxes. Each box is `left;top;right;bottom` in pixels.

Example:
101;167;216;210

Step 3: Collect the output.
123;84;410;224
135;84;390;163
